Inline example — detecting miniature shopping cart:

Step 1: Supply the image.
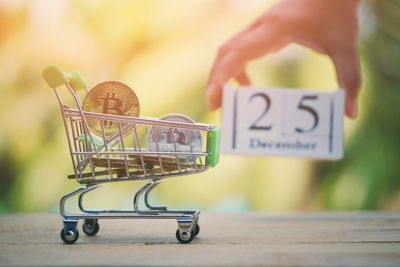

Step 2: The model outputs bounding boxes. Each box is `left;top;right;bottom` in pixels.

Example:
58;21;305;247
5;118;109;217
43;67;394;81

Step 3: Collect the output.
42;65;220;244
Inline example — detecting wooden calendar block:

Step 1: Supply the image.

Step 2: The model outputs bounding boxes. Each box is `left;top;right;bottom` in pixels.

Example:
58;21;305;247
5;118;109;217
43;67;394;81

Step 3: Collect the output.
221;85;345;160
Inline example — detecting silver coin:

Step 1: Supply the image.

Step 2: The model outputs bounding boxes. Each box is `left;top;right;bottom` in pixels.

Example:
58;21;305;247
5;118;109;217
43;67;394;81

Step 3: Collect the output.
147;114;202;163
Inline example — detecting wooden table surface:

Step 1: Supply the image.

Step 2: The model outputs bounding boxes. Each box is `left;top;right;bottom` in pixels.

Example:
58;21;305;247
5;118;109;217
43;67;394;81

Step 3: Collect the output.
1;212;400;266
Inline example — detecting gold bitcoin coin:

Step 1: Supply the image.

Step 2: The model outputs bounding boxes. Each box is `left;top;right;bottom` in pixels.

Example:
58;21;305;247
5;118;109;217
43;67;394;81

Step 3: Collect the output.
82;81;140;137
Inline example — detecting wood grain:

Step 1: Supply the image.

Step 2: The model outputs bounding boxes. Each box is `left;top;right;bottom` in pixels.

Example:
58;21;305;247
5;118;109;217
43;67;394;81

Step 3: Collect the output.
0;213;399;266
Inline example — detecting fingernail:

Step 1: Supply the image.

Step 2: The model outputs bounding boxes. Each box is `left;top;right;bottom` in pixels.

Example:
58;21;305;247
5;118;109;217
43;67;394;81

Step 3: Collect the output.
348;102;357;118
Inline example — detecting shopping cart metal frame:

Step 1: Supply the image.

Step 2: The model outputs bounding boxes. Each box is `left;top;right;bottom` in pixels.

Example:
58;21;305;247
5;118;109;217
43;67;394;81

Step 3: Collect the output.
43;65;220;244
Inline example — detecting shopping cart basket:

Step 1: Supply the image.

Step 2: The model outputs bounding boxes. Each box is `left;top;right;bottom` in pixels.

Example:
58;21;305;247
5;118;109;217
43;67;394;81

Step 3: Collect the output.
42;65;220;244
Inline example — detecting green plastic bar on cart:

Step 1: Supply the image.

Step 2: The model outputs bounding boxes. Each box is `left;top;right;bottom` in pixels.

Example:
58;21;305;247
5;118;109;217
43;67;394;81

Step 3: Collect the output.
207;128;220;167
42;64;87;91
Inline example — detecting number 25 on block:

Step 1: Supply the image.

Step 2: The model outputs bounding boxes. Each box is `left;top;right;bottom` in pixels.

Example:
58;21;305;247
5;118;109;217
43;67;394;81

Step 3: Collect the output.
221;86;345;160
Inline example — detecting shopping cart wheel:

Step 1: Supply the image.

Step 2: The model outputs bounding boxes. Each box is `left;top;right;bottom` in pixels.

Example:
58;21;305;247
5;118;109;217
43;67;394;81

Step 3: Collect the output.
82;219;100;236
176;229;195;244
60;229;79;244
194;224;200;237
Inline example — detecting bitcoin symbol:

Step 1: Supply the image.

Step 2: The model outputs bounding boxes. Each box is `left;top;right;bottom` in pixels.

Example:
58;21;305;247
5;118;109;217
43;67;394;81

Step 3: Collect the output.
147;114;202;162
153;128;187;146
99;91;123;127
100;92;123;115
82;81;140;137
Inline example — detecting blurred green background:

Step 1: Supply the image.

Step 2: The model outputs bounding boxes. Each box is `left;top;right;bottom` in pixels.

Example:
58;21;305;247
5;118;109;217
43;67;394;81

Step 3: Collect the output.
1;0;399;213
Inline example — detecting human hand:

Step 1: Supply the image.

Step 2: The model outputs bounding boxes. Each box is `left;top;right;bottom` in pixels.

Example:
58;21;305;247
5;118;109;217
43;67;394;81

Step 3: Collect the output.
208;0;361;118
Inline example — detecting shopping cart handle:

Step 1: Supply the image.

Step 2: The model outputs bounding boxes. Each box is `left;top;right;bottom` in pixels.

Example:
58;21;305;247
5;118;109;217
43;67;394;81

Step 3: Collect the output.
207;128;221;167
43;64;87;91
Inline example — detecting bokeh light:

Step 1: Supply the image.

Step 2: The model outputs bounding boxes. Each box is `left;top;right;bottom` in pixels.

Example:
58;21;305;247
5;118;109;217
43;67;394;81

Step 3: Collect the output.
1;0;399;213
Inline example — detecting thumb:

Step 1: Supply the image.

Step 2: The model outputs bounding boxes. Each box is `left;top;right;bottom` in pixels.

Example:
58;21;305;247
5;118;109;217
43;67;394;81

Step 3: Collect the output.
331;47;361;118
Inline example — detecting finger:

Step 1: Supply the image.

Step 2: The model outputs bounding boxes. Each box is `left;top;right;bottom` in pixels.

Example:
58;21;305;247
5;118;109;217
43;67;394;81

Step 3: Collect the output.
331;46;361;118
211;9;274;65
210;24;260;80
208;23;288;110
208;51;246;110
207;86;222;111
235;70;251;86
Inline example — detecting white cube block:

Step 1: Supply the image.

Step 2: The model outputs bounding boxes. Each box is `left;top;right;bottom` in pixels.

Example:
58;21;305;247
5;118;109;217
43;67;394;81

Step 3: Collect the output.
221;85;345;160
